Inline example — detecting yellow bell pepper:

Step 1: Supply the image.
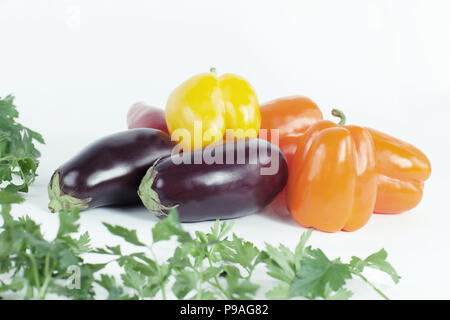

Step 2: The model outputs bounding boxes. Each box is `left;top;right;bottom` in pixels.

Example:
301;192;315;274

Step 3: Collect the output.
165;68;261;150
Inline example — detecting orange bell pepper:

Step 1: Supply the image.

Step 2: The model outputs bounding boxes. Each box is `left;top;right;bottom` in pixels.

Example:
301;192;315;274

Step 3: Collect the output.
286;111;377;232
260;96;431;221
259;96;323;217
368;128;431;214
259;96;323;168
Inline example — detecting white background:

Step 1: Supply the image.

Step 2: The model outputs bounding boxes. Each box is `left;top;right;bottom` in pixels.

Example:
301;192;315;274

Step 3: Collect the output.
1;0;449;299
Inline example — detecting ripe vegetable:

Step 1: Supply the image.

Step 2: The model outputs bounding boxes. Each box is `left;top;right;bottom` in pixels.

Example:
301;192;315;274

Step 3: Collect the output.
368;128;431;214
165;68;261;149
259;96;323;216
48;129;175;212
259;95;323;166
138;138;288;222
127;102;169;134
287;111;377;232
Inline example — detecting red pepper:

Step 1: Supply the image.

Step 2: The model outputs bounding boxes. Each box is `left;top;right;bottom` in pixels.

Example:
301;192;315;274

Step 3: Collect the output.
127;102;169;134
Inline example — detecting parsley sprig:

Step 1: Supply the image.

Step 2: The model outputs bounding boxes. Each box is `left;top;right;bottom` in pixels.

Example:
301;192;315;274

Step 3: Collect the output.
263;229;400;300
0;202;103;299
0;202;400;300
0;95;44;194
98;210;399;300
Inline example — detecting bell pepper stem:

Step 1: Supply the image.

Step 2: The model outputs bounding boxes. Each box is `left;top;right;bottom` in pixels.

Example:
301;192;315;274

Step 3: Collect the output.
331;109;346;126
209;67;217;74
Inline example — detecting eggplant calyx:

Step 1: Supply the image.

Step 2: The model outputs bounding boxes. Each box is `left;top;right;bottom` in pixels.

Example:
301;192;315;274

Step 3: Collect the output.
138;162;177;217
48;171;92;213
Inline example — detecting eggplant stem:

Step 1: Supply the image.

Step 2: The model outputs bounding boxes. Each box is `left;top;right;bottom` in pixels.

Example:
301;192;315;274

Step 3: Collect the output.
47;171;92;213
137;159;178;217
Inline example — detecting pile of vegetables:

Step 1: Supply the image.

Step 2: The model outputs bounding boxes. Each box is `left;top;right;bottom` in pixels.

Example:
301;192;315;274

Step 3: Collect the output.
49;68;430;231
0;63;431;299
48;69;291;222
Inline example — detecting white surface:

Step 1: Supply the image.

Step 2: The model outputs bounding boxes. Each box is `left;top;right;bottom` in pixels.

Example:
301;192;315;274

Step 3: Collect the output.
1;0;450;299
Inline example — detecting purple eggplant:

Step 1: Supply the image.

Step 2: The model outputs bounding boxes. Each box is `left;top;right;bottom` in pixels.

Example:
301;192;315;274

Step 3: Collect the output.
48;128;175;212
138;138;288;222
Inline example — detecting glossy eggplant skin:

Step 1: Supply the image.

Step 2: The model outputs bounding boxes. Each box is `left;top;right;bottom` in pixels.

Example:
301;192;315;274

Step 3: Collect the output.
48;128;175;212
138;138;288;222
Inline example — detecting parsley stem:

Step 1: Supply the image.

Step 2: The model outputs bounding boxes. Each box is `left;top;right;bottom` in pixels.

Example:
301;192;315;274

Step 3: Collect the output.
244;264;256;280
351;271;389;300
27;251;41;290
195;263;205;300
206;280;230;299
206;249;231;299
44;254;50;278
38;254;51;299
38;273;51;299
148;245;167;300
25;283;33;299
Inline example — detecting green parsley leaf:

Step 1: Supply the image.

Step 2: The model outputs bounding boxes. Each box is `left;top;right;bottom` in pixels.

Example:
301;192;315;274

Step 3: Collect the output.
218;234;259;270
151;209;192;243
0;277;25;293
263;242;295;283
294;228;312;270
172;269;198;299
325;287;353;300
290;247;352;299
96;274;130;300
57;208;80;238
265;283;291;300
0;95;44;194
102;223;146;247
350;248;400;284
222;265;259;300
0;190;25;205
